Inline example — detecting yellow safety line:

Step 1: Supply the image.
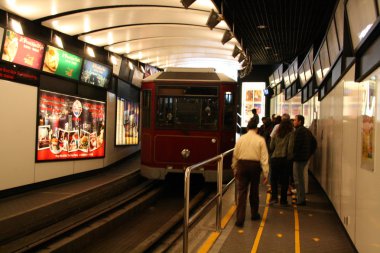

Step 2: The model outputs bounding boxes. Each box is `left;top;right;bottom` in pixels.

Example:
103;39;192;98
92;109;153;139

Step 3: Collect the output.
251;193;271;253
293;197;301;253
197;205;236;253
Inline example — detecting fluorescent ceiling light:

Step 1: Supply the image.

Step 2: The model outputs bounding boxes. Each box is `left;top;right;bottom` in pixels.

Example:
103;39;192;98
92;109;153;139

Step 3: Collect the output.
110;55;118;65
358;24;372;41
53;34;64;48
86;46;95;58
10;18;23;35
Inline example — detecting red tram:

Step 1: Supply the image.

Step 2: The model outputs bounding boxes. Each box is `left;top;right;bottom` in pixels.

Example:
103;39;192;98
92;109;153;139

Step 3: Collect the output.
140;68;237;182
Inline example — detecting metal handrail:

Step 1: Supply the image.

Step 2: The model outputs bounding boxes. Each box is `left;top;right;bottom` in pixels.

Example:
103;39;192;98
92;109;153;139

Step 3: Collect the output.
183;148;235;253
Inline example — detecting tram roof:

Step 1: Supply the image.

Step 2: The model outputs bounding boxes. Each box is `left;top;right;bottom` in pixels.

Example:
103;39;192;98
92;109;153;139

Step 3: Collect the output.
142;67;236;83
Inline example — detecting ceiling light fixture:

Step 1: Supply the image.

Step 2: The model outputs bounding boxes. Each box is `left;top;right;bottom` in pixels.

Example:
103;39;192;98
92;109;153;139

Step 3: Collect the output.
86;45;95;58
265;46;272;50
128;61;134;70
206;9;223;30
232;45;242;58
9;18;23;35
221;30;234;45
53;34;64;49
238;53;245;63
110;55;118;65
257;25;267;29
180;0;196;9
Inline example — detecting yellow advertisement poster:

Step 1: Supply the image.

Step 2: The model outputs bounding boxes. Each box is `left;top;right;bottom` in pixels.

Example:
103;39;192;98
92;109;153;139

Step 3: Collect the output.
361;80;375;172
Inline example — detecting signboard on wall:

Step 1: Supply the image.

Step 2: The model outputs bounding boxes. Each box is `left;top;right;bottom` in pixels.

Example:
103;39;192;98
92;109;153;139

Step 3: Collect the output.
37;90;106;161
1;30;45;70
42;45;82;80
0;62;39;85
241;82;265;127
360;80;375;172
116;97;139;145
80;59;111;88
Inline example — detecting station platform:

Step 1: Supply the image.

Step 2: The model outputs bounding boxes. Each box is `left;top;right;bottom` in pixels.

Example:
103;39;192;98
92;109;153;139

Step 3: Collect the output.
170;174;358;253
0;153;358;253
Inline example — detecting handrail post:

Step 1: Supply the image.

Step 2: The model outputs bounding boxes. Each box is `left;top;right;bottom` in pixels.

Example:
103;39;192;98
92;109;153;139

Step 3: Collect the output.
216;154;223;232
183;167;191;253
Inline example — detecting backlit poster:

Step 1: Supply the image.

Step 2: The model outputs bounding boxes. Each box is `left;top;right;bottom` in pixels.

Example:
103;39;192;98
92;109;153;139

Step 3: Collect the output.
80;59;111;88
37;90;106;161
43;45;82;80
1;30;45;70
116;97;139;145
242;82;265;127
360;79;376;172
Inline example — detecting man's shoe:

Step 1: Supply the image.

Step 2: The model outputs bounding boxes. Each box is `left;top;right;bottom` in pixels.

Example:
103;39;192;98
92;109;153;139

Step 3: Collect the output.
280;201;288;206
269;198;278;205
235;221;244;227
251;213;261;220
296;201;306;206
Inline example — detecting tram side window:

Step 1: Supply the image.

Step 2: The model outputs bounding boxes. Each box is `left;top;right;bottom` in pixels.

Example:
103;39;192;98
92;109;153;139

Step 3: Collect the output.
156;96;218;130
156;97;175;126
142;90;151;128
223;91;235;130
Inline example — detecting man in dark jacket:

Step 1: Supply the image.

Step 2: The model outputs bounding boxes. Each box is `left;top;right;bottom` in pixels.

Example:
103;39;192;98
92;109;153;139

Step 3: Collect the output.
289;114;316;206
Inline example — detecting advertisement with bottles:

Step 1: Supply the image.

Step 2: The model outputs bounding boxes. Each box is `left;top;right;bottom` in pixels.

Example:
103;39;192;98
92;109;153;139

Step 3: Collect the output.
116;97;139;145
37;90;106;161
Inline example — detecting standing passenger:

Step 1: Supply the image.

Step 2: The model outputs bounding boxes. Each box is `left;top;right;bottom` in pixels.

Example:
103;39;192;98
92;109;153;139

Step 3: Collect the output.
232;118;269;227
251;108;259;126
269;120;293;206
289;115;316;206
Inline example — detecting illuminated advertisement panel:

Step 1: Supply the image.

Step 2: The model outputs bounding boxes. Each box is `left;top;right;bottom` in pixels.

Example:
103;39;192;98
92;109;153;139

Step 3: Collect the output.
116;97;139;145
43;45;82;80
80;59;111;88
1;30;45;70
37;90;105;161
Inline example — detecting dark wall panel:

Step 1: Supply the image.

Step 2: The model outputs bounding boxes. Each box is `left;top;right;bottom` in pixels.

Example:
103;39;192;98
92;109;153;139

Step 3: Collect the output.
40;75;77;96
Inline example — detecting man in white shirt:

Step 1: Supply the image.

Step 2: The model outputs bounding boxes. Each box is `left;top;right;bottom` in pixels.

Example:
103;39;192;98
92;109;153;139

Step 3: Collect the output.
232;118;269;227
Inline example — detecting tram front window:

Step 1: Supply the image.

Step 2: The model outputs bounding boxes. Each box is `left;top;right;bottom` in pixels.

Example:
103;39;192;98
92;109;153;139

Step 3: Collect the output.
156;96;218;130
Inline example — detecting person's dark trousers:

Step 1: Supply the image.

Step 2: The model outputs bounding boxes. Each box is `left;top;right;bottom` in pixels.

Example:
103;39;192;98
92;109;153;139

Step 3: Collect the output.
236;160;262;225
270;157;290;204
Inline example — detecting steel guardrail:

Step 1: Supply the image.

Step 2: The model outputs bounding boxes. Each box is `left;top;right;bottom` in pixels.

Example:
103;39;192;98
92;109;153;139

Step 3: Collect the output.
183;148;235;253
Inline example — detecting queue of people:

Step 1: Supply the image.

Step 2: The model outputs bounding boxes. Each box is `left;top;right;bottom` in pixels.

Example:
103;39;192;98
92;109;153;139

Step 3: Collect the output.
232;111;317;227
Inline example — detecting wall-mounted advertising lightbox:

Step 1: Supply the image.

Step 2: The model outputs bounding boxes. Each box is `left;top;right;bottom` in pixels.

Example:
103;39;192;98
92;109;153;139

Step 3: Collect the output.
43;45;82;80
1;30;45;70
80;59;111;88
37;90;106;161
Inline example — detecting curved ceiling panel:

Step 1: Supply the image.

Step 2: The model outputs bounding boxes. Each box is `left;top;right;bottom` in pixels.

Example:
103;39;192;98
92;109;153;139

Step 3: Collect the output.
106;37;235;56
159;58;241;69
78;24;227;47
126;46;234;60
0;0;215;20
144;53;235;66
41;7;228;36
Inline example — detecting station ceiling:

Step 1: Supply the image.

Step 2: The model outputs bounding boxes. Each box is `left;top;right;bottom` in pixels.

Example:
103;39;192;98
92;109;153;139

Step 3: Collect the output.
0;0;337;76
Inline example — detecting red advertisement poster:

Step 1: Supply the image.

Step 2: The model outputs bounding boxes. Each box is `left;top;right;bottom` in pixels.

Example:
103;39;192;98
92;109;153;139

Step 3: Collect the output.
37;90;106;161
2;30;45;70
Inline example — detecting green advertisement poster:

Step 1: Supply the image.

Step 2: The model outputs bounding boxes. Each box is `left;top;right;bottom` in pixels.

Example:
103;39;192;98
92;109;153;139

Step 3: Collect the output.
43;45;82;80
